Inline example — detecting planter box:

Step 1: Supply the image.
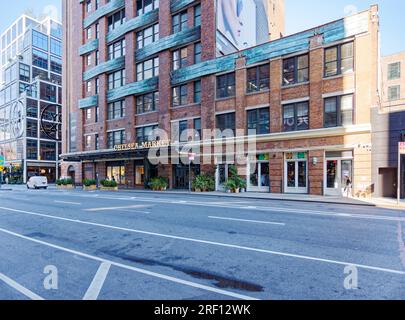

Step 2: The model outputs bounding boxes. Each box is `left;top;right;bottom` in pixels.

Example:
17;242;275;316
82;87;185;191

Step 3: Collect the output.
83;185;97;191
100;186;118;191
57;185;74;190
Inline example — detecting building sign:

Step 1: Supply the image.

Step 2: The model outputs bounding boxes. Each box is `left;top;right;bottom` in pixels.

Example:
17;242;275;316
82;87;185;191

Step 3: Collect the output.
216;0;270;55
399;142;405;154
0;155;4;171
114;140;171;151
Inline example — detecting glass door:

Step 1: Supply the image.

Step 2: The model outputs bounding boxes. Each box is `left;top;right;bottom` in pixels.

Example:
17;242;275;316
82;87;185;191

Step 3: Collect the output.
284;153;308;194
247;154;270;192
324;159;353;196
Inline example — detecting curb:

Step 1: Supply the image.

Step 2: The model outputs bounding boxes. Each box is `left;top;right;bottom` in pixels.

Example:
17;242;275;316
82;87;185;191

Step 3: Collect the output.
112;189;376;207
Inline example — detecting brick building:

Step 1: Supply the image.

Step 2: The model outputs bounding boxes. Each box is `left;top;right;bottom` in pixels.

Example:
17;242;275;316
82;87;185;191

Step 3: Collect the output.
61;1;379;197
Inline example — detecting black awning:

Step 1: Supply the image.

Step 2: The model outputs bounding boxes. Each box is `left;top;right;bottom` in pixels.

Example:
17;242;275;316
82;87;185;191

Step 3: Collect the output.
60;149;150;162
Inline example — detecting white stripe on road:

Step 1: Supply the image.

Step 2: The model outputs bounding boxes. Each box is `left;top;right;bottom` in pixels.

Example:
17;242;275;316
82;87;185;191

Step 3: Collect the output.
208;216;285;226
0;272;44;300
0;227;257;300
0;206;404;275
83;262;111;300
54;201;82;205
84;205;151;212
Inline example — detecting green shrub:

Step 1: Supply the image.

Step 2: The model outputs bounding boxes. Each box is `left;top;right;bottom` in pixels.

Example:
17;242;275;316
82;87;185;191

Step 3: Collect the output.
149;177;168;191
83;178;97;187
192;174;215;192
57;178;73;186
224;165;246;192
101;179;118;188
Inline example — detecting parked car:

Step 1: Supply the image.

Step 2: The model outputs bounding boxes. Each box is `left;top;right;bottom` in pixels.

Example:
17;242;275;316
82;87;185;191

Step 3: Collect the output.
27;176;48;190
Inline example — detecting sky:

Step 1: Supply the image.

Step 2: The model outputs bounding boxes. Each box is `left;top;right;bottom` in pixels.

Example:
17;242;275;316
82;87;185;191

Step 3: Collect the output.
0;0;404;56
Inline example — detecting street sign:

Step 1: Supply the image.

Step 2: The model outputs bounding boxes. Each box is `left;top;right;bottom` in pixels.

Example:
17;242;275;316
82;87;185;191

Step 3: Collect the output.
188;153;196;161
399;142;405;154
0;155;4;171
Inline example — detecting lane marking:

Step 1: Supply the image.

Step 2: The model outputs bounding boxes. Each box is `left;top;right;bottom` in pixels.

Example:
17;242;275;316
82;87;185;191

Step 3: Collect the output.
83;262;111;300
0;272;44;300
208;216;285;226
84;205;151;212
0;227;258;300
54;201;82;205
35;193;405;222
0;206;404;275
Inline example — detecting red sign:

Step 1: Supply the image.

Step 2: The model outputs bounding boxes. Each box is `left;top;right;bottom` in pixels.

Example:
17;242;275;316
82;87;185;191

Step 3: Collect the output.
399;142;405;155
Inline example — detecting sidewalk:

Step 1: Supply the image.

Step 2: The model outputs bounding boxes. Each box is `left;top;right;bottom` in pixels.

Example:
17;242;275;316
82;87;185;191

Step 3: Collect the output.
114;189;375;207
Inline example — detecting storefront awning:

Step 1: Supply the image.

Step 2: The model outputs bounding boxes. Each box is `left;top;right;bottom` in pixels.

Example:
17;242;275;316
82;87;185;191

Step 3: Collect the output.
60;149;150;162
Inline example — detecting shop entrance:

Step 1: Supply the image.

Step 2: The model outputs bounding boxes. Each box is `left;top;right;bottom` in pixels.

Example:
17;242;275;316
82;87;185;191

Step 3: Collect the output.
247;154;270;192
324;151;353;196
173;164;200;189
284;152;308;194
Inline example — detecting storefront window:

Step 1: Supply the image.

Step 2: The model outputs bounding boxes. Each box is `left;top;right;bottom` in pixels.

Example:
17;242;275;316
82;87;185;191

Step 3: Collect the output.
107;165;126;185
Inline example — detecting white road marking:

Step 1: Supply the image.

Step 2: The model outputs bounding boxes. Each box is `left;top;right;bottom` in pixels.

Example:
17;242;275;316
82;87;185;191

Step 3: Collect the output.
84;205;151;212
83;262;111;300
54;201;82;205
44;193;405;222
0;206;404;275
208;216;285;226
0;272;44;300
0;227;258;300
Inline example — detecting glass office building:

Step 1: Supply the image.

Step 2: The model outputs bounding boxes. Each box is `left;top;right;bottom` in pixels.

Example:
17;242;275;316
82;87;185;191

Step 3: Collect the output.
0;16;62;183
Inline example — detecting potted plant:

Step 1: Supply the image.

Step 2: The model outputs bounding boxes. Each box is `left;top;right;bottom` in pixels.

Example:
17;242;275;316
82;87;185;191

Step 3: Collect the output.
100;179;118;191
192;174;215;192
56;178;74;189
83;178;97;191
149;177;168;191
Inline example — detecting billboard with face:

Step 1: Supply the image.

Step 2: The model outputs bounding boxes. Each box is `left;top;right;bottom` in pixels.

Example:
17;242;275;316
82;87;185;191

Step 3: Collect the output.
216;0;270;56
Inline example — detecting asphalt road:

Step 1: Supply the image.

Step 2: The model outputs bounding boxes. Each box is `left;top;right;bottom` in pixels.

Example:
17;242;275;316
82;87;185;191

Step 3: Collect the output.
0;187;404;300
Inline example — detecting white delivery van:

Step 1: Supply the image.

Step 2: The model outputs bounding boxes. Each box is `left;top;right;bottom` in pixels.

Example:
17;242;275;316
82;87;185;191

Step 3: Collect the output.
27;176;48;189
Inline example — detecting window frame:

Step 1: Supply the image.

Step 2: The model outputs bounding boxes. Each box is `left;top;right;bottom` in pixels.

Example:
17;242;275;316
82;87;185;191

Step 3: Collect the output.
324;42;354;78
282;101;309;132
216;72;236;99
246;64;270;93
247;107;270;135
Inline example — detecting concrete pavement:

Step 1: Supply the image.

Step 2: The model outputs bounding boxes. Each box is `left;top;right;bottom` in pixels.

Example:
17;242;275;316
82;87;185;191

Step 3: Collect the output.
0;188;404;300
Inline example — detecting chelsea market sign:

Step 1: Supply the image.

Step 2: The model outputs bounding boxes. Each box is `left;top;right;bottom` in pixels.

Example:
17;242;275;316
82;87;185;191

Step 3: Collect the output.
114;140;171;151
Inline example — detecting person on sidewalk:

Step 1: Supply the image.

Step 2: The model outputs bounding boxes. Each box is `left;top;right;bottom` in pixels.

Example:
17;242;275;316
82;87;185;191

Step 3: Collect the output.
343;175;352;197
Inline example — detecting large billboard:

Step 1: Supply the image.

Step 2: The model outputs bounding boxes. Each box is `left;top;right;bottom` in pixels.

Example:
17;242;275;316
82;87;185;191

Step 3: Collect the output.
216;0;270;56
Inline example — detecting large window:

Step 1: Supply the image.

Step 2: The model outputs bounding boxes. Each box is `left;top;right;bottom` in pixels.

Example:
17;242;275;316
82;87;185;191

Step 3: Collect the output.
388;86;400;101
194;118;201;140
283;54;309;86
40;142;56;161
194;80;201;103
19;63;30;82
40;83;57;102
32;31;48;51
247;108;270;135
172;85;188;107
50;39;62;56
283;102;309;132
388;62;401;80
172;11;188;34
247;64;270;93
136;24;159;49
108;39;126;60
26;119;38;138
50;56;62;74
136;57;159;81
216;73;235;99
194;42;202;64
216;112;235;134
108;69;126;90
27;139;37;160
107;100;126;120
136;91;159;114
32;49;48;70
324;42;354;77
108;9;126;31
172;47;188;70
136;0;159;16
107;130;126;149
136;125;158;143
194;4;201;27
324;95;353;128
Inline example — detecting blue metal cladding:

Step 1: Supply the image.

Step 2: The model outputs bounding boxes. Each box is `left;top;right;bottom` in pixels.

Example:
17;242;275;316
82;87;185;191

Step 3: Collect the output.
83;56;125;81
79;39;99;56
83;0;125;29
107;77;159;102
171;12;369;85
135;26;201;61
106;9;159;44
79;95;98;109
170;0;197;13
